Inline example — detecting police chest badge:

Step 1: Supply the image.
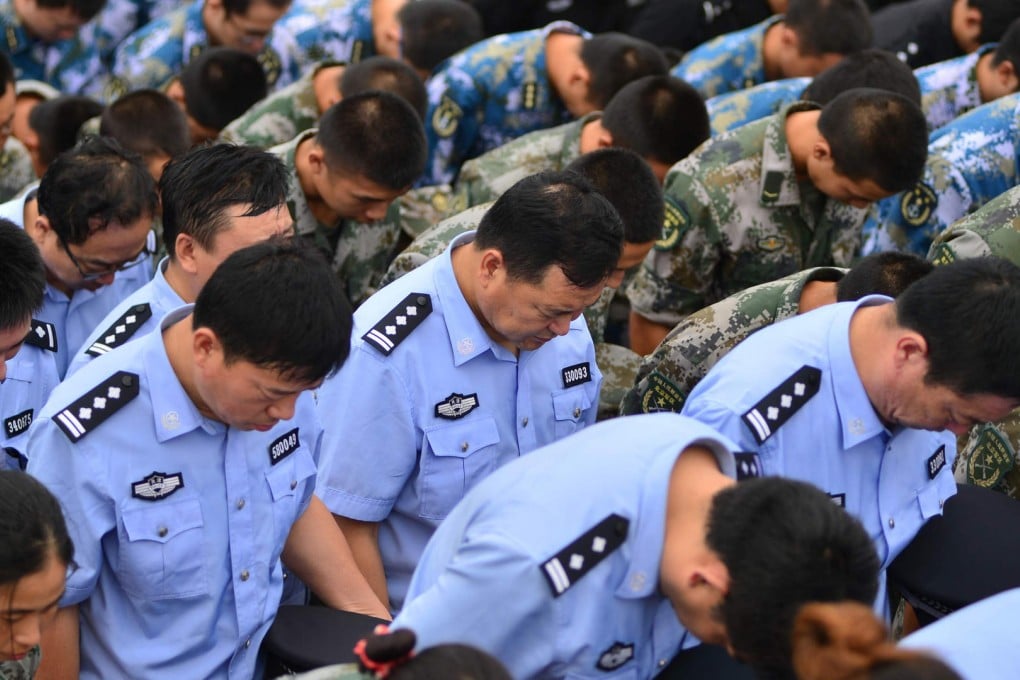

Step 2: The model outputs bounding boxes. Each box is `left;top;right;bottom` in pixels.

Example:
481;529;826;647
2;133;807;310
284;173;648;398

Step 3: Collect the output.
561;363;592;389
432;94;463;138
435;393;479;420
655;197;689;251
597;642;635;671
4;409;33;439
132;471;184;501
269;428;300;465
899;182;937;227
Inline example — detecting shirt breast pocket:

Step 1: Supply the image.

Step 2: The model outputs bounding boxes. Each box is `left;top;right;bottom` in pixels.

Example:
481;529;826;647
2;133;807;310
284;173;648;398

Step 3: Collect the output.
265;448;318;546
420;416;500;520
552;387;593;439
566;668;638;680
118;498;207;600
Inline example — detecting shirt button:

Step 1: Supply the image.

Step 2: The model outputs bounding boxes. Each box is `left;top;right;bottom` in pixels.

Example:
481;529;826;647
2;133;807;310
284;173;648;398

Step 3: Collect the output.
521;417;529;427
236;499;245;510
290;480;297;490
240;569;250;582
658;659;667;668
157;526;168;538
244;639;251;649
461;441;469;452
573;407;581;418
888;518;895;529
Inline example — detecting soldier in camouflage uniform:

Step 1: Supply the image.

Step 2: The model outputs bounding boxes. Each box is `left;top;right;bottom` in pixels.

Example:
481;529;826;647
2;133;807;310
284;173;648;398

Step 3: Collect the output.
861;92;1020;256
671;0;871;100
279;0;401;66
0;0;110;98
270;91;426;306
94;0;179;62
109;0;306;97
626;91;929;355
927;184;1020;499
421;24;667;186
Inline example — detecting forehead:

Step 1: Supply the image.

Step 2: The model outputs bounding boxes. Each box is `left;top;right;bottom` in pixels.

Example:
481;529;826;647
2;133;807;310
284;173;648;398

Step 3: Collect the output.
0;318;31;353
508;264;601;305
221;357;320;390
232;0;285;23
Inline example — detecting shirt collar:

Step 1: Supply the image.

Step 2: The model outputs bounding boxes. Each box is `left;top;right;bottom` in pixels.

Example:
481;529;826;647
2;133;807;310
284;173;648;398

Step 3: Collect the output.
183;0;209;63
152;257;188;310
759;101;820;207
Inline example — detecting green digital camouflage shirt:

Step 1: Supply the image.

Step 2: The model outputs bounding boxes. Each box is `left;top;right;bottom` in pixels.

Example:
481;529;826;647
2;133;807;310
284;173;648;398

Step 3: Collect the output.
928;184;1020;499
620;266;846;415
0;137;34;202
625;102;865;326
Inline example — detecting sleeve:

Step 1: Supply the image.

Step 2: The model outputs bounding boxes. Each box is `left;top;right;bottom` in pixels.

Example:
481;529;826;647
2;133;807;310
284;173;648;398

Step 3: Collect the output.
110;28;179;92
313;346;419;521
25;418;114;606
395;531;558;679
422;67;485;186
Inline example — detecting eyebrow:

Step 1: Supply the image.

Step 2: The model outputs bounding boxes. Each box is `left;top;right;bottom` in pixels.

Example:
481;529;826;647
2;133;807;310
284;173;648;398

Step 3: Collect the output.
7;590;65;615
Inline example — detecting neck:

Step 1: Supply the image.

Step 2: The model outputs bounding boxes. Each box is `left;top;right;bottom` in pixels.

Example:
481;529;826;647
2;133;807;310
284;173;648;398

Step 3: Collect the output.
294;138;341;226
847;303;896;427
760;22;785;81
163;316;217;421
312;65;345;115
784;109;821;179
661;446;733;579
974;52;998;103
162;260;199;303
544;32;584;101
797;279;838;314
577;118;604;154
450;243;519;357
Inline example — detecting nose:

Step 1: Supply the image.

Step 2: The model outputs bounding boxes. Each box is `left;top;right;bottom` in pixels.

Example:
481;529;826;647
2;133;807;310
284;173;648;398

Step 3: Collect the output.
364;202;389;222
267;395;298;422
548;315;573;337
94;272;117;287
947;422;972;436
13;615;41;648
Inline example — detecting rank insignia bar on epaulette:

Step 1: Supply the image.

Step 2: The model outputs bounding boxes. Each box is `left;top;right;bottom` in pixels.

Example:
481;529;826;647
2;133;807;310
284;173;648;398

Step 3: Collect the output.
24;319;57;352
362;293;433;355
742;365;822;444
541;513;629;597
54;372;140;442
86;303;153;356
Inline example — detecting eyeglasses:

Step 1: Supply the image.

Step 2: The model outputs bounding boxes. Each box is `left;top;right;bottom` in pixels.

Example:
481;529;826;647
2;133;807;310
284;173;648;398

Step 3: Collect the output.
57;230;155;281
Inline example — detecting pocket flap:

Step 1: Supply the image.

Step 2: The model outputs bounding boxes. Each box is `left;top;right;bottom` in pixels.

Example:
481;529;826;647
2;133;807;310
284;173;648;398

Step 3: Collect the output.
266;448;317;501
553;388;592;422
425;415;500;458
122;498;203;544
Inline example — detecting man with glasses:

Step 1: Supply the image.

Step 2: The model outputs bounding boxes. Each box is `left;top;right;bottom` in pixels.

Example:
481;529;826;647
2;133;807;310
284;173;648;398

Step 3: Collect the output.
1;136;158;380
109;0;306;97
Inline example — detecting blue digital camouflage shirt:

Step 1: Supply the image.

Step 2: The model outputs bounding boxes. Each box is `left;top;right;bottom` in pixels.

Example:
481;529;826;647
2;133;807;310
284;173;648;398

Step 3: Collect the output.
671;15;781;99
706;76;809;135
278;0;375;65
916;43;994;132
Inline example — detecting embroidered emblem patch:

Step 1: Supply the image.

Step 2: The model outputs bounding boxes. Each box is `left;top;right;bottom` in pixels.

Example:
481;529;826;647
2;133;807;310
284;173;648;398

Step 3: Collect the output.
928;242;956;266
435;393;479;420
561;362;592;389
541;514;629;597
24;319;57;352
927;444;947;480
967;426;1015;489
654;197;689;251
362;293;433;355
432;94;463;138
596;642;635;671
54;372;140;442
639;372;685;413
756;235;786;252
742;366;822;444
4;409;33;438
131;471;184;501
900;181;937;227
269;428;300;466
85;303;153;356
734;452;763;480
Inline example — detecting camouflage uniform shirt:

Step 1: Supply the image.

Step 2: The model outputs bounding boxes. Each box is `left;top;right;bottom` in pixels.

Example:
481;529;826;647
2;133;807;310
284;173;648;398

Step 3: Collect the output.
620;266;846;416
916;44;993;132
278;0;374;65
218;60;340;148
625;102;865;326
670;15;782;100
706;76;809;136
271;130;403;306
861;93;1020;256
0;0;110;98
110;0;306;96
0;137;34;203
94;0;179;62
421;21;588;186
0;646;39;680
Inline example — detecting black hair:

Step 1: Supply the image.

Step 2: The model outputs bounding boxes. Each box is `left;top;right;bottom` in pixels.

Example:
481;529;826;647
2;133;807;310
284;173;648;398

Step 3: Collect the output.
896;256;1020;399
36;136;158;246
317;91;426;190
835;252;933;301
565;148;663;244
802;49;921;106
0;219;45;330
180;47;268;132
221;0;289;16
192;239;353;383
991;16;1020;74
0;470;74;586
28;95;104;171
397;0;483;75
36;0;104;21
359;628;512;680
706;477;879;678
784;0;872;56
817;88;928;193
579;33;670;110
340;56;428;120
970;0;1020;44
601;75;708;167
0;52;13;95
159;144;289;258
474;170;623;288
100;89;190;162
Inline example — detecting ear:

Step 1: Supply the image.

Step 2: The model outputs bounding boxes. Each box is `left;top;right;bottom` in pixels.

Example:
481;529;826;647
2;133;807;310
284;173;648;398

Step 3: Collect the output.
691;560;730;595
307;145;327;175
812;136;833;163
779;24;800;52
477;249;504;287
893;331;929;370
173;233;200;275
596;127;614;149
28;214;51;239
996;59;1019;93
192;326;220;369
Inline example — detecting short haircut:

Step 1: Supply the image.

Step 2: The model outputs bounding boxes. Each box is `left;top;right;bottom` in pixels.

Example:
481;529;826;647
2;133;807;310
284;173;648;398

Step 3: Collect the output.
28;95;104;170
601;75;709;167
991;16;1020;74
707;477;879;677
0;219;45;330
221;0;290;17
785;0;872;56
397;0;484;75
802;48;921;106
192;239;353;383
316;91;426;189
339;56;428;120
36;0;104;21
0;470;74;585
565;148;663;244
0;52;13;94
36;136;158;246
180;47;268;132
579;33;670;110
100;89;190;161
474;171;623;288
971;0;1020;44
896;257;1020;399
835;252;934;301
817;88;928;193
159;144;289;257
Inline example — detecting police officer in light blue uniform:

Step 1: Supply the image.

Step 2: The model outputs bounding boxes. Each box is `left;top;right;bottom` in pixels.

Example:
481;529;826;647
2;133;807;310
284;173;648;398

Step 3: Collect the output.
316;172;619;611
900;588;1020;679
671;16;781;99
279;0;376;65
706;76;809;135
861;93;1020;256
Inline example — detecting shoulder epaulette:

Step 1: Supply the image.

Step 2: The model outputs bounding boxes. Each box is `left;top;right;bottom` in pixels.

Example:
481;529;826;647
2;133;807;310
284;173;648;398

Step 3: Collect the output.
741;365;822;444
85;303;153;357
734;452;763;480
362;293;433;356
54;372;140;443
541;513;629;597
23;320;57;352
